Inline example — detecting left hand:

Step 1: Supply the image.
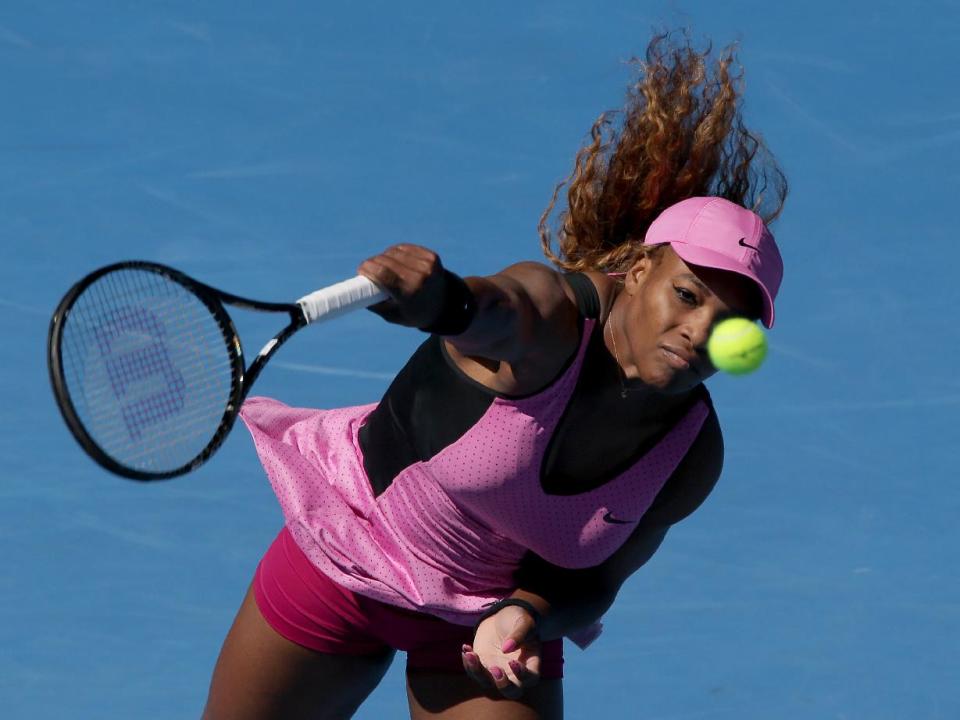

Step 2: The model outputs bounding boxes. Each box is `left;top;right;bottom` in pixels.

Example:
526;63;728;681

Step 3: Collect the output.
461;604;541;699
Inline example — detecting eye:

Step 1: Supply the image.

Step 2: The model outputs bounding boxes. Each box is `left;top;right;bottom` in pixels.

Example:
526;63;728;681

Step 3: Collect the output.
674;286;698;306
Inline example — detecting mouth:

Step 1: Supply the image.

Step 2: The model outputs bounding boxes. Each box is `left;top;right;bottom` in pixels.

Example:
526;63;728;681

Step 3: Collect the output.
660;345;697;375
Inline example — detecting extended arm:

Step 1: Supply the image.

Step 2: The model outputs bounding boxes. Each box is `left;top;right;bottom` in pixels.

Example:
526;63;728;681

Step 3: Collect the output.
357;246;585;389
511;518;670;642
462;407;724;696
510;407;724;640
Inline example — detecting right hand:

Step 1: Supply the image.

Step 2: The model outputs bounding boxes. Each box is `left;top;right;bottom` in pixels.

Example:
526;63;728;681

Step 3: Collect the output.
358;244;449;329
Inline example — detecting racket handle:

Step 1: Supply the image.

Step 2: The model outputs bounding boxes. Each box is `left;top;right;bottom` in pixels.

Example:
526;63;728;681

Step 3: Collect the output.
297;276;387;324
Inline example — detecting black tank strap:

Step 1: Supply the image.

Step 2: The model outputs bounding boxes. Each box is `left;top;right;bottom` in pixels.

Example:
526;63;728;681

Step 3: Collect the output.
563;272;601;319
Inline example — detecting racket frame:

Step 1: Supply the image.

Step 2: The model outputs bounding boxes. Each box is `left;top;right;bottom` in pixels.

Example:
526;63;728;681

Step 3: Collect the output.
48;260;307;481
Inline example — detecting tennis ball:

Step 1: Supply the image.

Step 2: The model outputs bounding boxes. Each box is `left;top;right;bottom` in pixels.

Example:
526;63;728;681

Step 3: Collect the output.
707;317;767;375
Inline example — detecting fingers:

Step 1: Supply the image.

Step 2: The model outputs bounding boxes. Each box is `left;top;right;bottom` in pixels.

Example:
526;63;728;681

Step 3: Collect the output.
488;664;524;700
461;644;489;688
357;244;442;297
501;612;537;654
461;644;540;700
358;244;447;328
508;658;541;690
489;656;540;700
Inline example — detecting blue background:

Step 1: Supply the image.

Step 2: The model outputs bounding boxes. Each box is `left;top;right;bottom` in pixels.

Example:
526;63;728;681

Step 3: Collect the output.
2;1;958;717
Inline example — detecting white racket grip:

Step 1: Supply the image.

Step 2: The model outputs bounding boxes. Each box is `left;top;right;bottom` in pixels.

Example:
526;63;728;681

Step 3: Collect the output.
297;276;387;324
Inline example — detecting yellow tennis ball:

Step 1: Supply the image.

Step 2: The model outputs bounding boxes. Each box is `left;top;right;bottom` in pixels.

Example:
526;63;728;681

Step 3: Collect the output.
707;317;767;375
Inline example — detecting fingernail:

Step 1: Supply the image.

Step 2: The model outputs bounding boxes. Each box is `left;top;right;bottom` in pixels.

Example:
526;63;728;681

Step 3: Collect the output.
501;639;517;653
462;644;470;653
490;666;504;680
510;660;523;673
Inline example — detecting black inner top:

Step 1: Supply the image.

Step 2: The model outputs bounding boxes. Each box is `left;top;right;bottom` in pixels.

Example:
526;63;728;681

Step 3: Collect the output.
358;273;709;504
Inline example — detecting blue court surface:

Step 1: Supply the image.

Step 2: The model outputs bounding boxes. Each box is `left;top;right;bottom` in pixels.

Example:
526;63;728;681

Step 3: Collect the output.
2;2;958;718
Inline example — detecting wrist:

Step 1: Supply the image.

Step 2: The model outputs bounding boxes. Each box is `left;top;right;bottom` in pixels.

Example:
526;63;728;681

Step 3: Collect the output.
419;270;476;336
475;598;543;635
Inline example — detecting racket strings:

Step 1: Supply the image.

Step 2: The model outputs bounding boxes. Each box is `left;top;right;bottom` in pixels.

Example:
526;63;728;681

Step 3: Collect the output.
59;268;237;473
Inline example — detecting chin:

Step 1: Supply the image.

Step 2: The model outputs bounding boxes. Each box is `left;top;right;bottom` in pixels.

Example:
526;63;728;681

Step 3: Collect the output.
638;366;682;393
642;367;701;395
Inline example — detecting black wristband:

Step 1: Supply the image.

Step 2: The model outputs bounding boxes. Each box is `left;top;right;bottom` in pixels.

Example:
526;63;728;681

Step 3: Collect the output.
419;270;477;336
474;598;542;635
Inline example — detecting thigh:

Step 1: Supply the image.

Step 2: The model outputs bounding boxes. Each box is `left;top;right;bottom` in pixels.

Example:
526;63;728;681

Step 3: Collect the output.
406;672;563;720
203;583;395;720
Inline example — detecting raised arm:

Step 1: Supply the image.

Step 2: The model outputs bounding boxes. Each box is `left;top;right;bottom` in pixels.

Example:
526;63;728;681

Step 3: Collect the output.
357;245;584;388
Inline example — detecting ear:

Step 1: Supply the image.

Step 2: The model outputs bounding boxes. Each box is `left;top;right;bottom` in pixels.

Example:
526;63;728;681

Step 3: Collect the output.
623;252;655;296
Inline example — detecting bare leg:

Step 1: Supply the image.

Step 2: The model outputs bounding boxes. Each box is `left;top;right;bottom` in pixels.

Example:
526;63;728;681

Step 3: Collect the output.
406;671;563;720
203;583;395;720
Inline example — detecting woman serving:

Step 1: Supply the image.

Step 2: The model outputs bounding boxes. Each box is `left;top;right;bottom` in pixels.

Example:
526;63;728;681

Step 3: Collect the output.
204;32;787;720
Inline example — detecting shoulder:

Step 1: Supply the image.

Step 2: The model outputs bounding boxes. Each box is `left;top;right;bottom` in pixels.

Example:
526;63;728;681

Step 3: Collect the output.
443;262;581;394
489;260;567;286
456;261;574;339
494;264;619;314
644;403;724;526
567;270;619;321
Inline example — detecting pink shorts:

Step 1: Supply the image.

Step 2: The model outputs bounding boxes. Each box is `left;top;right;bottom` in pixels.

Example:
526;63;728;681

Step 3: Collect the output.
253;527;564;678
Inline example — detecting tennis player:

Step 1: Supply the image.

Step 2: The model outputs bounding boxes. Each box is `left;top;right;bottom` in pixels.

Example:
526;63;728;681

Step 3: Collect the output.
203;32;787;720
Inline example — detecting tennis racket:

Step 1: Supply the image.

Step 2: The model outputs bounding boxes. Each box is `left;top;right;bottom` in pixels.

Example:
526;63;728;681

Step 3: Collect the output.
47;261;385;481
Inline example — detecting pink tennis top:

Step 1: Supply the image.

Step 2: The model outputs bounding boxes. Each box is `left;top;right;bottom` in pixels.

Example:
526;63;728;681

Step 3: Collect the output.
239;318;709;647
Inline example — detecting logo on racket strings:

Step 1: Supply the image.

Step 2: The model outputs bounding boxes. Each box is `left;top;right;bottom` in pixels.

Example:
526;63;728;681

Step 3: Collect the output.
94;307;186;441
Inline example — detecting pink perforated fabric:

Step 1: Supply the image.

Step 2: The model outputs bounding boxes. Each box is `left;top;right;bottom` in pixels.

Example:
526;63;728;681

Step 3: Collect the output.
239;319;709;646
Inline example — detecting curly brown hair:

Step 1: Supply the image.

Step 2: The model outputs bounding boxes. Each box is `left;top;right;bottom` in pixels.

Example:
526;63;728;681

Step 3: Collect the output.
539;31;787;273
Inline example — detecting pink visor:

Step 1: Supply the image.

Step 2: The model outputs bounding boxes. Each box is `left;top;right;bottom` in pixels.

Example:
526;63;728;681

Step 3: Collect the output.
644;196;783;328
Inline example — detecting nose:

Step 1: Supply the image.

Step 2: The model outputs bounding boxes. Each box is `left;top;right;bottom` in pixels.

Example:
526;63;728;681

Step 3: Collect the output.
679;312;714;351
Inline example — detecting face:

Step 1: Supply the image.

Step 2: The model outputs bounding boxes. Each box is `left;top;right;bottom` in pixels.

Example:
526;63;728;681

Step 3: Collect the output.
614;245;760;394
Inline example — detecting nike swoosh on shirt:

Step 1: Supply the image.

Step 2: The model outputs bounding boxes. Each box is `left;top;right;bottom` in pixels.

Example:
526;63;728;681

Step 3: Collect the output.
602;511;636;525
